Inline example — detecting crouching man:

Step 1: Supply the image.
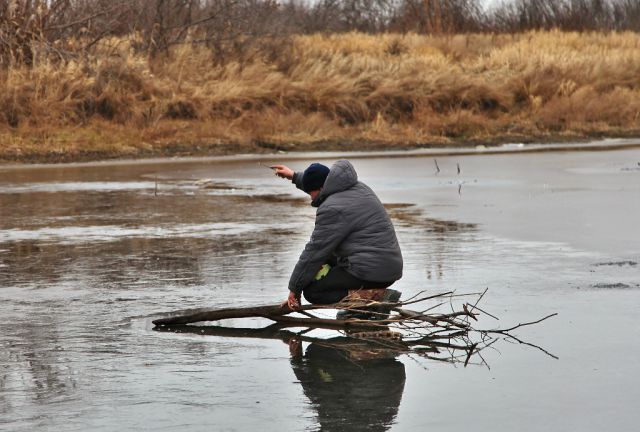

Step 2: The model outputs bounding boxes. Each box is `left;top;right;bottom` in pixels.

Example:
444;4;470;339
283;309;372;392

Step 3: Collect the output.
271;160;403;316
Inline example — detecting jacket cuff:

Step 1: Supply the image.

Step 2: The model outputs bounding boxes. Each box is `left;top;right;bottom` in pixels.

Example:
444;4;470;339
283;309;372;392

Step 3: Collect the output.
289;286;302;295
292;172;305;191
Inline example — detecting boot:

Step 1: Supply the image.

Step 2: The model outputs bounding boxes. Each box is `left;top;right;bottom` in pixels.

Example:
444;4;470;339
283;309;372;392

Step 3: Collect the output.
343;288;386;302
369;288;402;321
336;288;385;320
336;288;401;321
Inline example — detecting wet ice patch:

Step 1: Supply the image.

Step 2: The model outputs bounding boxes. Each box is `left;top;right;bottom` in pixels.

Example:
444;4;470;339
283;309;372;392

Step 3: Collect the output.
196;179;294;197
0;178;298;202
593;261;637;267
193;179;247;190
568;161;640;175
591;283;638;289
0;181;157;194
621;162;640;172
586;258;639;291
0;222;300;244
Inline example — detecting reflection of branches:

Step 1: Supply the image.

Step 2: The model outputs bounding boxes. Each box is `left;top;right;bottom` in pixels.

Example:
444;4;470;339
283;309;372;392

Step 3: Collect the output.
153;290;559;365
482;313;558;334
500;333;560;360
480;313;560;359
153;321;483;366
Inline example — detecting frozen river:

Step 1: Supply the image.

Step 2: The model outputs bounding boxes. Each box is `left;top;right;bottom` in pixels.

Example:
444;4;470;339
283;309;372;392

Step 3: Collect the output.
1;144;639;431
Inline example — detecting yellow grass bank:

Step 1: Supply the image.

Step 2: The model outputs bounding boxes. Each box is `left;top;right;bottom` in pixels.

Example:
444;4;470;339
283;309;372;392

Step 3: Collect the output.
2;30;640;162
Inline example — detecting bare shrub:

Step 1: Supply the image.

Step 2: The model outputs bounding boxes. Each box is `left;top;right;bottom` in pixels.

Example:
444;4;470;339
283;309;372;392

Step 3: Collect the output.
0;0;138;67
385;38;408;56
391;0;486;33
488;0;640;32
165;100;198;119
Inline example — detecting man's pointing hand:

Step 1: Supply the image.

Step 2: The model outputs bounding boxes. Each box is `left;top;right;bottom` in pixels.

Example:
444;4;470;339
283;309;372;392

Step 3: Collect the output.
270;165;294;180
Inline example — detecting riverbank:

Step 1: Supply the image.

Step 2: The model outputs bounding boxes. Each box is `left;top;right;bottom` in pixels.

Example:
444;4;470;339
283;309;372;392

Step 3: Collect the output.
3;31;640;164
2;138;639;170
3;130;640;165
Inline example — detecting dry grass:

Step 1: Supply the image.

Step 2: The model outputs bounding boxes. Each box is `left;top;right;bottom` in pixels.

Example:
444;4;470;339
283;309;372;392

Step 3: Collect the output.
2;30;640;162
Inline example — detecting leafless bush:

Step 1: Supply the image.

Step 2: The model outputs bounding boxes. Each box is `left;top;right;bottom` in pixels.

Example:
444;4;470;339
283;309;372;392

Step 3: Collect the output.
390;0;486;33
0;0;136;66
3;0;640;70
0;0;296;68
278;1;397;34
489;0;640;32
608;0;640;30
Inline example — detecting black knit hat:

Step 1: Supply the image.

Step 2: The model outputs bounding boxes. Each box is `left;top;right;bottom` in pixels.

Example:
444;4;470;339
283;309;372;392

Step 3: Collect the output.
302;163;330;192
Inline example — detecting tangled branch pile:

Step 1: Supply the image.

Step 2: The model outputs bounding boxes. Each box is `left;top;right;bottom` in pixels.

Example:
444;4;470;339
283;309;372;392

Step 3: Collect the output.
153;290;558;365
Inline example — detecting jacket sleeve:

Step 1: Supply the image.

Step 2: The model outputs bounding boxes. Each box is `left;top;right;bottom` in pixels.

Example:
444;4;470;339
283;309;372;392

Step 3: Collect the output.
292;171;305;191
288;206;349;294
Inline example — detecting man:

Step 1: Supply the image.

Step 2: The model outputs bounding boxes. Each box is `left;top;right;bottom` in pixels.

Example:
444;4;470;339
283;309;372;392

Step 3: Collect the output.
271;160;403;314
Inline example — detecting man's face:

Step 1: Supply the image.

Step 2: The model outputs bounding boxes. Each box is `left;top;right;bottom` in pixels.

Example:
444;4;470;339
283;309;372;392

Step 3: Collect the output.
309;189;321;201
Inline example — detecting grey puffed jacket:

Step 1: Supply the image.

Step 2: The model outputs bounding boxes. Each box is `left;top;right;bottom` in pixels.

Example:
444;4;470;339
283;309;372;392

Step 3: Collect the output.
289;160;403;294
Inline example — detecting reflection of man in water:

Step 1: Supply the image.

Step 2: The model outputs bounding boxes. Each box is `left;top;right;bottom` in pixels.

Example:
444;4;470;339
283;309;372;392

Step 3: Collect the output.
271;160;403;312
288;337;406;431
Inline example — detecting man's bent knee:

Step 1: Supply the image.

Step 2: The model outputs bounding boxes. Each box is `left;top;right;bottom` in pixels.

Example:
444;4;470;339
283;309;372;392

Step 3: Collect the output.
302;288;327;305
302;286;346;305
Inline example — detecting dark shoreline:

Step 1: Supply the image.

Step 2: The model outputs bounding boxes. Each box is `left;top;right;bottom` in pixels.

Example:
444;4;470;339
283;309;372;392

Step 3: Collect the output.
2;133;640;165
2;138;639;170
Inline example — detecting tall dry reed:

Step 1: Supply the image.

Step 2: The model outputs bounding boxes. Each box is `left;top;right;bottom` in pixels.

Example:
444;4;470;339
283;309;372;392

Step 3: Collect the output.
2;30;640;160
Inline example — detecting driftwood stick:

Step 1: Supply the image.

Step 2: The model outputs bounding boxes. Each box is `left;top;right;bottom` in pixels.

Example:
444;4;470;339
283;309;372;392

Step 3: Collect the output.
464;343;478;367
401;289;429;303
153;303;297;325
153;301;373;326
398;291;454;307
467;303;499;321
394;308;439;324
467;287;488;315
394;308;473;328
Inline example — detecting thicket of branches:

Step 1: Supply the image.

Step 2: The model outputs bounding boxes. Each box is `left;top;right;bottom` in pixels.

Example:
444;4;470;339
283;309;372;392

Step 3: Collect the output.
2;0;640;67
488;0;640;32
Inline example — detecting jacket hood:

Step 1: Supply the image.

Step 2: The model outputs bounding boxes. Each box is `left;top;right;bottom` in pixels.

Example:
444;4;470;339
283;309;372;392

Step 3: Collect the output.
312;160;358;207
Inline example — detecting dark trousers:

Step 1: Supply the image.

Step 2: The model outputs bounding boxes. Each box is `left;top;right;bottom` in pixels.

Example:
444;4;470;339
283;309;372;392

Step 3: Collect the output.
302;266;393;305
